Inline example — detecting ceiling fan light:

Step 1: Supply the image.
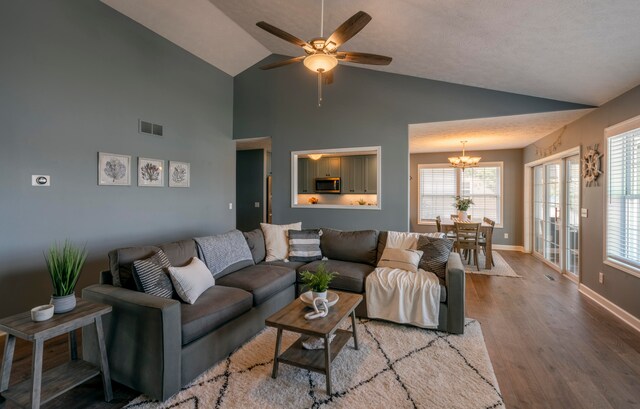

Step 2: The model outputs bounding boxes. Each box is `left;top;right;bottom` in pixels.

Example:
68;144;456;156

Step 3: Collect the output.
308;153;323;160
304;54;338;73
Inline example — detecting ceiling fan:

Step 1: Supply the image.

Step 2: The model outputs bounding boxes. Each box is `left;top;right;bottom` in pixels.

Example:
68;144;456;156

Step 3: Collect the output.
256;0;392;106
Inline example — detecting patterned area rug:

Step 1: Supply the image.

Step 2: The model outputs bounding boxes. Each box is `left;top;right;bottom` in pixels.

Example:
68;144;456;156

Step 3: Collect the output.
462;251;521;278
125;319;504;409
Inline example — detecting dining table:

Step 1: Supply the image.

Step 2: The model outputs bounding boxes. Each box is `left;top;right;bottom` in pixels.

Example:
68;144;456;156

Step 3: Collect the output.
439;218;495;269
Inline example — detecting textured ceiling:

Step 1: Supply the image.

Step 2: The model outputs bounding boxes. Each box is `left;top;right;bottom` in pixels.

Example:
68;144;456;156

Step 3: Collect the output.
101;0;269;76
210;0;640;105
409;109;594;153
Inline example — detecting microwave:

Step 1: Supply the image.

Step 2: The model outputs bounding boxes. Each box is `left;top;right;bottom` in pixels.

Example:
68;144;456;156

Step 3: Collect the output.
315;177;341;193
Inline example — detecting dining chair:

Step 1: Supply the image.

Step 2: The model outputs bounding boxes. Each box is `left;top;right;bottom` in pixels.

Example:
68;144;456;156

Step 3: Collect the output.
436;216;457;242
480;217;496;267
454;222;481;271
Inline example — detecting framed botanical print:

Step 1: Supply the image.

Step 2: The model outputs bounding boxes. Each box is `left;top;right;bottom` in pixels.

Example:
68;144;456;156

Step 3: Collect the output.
98;152;131;186
138;157;164;187
169;161;190;188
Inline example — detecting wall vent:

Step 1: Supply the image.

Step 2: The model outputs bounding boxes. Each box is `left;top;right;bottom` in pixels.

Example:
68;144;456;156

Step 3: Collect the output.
139;120;163;136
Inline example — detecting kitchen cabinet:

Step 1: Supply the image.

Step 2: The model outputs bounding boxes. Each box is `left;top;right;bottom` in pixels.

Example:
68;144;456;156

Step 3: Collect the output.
316;157;341;178
340;155;376;194
364;155;377;194
298;158;316;193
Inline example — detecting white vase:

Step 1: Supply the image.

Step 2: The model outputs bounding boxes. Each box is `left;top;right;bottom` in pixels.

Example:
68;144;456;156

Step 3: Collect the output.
312;291;327;300
50;293;76;314
457;210;467;220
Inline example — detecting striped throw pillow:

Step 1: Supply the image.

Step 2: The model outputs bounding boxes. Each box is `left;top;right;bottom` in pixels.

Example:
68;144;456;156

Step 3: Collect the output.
288;229;322;262
377;248;424;273
132;250;174;298
417;236;453;281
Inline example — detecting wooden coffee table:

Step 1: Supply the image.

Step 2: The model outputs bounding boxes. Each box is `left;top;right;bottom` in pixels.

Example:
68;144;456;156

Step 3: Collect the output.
0;299;112;408
265;290;362;395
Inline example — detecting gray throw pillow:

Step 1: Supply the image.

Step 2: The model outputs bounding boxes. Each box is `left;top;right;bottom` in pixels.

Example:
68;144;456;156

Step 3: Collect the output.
288;229;322;262
243;229;266;264
132;250;174;298
417;235;453;281
195;230;254;279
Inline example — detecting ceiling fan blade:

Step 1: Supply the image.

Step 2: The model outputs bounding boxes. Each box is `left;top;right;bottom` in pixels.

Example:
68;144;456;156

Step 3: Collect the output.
336;51;392;65
259;56;305;70
256;21;313;50
325;11;372;50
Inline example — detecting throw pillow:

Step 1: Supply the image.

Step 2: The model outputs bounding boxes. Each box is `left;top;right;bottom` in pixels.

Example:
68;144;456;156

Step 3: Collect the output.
168;257;215;304
377;248;424;273
132;250;174;298
243;228;266;264
288;229;322;262
260;222;302;261
417;235;453;281
194;230;254;279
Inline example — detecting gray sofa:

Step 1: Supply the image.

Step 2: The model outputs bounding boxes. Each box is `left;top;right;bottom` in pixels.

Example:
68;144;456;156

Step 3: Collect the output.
82;228;465;402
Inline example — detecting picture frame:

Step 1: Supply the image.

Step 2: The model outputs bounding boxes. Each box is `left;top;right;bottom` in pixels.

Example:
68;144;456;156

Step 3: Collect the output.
98;152;131;186
169;161;190;187
138;157;164;187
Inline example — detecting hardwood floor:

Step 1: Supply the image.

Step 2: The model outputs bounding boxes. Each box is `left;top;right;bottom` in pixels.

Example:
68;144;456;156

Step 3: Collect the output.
1;251;639;408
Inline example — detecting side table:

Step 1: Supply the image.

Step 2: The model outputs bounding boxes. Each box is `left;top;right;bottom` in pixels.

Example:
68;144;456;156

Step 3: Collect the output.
0;298;112;408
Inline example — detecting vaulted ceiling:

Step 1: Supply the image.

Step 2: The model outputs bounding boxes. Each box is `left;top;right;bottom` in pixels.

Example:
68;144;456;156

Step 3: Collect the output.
102;0;640;152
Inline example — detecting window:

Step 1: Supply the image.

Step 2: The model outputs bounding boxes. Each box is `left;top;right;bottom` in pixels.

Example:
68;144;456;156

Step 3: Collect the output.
605;117;640;276
418;163;503;226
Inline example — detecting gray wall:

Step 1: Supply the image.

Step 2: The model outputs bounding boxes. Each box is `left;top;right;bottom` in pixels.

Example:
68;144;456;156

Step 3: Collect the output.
524;84;640;319
233;55;588;232
410;149;524;246
0;0;235;315
236;149;264;231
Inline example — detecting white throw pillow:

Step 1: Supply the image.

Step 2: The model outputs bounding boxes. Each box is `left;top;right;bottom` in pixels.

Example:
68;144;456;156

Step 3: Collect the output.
260;222;302;262
168;257;215;304
385;231;424;250
377;248;424;273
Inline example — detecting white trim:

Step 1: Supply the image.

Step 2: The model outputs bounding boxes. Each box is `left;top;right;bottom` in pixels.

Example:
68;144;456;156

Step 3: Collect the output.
291;146;382;209
579;284;640;333
492;244;524;252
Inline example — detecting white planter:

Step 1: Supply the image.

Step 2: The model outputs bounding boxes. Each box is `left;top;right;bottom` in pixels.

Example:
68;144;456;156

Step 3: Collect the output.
312;291;327;300
457;210;468;220
50;294;76;314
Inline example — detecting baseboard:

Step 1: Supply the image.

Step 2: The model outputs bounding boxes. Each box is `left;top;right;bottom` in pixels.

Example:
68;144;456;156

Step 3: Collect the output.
492;245;524;252
579;284;640;333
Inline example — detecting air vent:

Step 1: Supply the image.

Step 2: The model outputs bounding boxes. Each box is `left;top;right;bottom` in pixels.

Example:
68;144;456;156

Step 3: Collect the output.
139;120;163;137
545;274;556;281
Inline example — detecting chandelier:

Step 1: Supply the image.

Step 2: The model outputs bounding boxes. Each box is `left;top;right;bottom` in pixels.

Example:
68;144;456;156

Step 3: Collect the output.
448;141;481;170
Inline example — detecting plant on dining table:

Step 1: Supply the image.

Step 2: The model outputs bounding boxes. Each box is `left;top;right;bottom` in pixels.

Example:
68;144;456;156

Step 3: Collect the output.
453;196;474;211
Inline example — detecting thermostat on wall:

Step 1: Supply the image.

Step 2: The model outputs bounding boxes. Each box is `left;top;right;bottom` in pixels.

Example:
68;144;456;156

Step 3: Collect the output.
31;175;51;187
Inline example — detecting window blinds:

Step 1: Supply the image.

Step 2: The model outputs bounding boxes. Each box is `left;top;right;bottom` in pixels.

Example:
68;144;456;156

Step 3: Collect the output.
418;166;456;221
461;166;501;222
606;125;640;272
418;164;502;224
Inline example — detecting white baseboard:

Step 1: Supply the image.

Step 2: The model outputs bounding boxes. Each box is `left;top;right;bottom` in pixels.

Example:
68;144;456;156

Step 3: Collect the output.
492;245;524;252
579;284;640;333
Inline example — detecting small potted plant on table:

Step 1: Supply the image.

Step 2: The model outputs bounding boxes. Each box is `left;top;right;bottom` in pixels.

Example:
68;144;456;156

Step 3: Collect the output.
299;263;337;300
453;196;474;220
45;240;87;313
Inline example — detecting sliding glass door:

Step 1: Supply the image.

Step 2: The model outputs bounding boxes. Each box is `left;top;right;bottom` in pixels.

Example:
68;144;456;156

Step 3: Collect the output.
532;155;580;278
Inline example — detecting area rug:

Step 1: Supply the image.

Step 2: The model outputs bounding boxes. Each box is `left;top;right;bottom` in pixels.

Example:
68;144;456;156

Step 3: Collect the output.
124;319;504;409
461;251;521;278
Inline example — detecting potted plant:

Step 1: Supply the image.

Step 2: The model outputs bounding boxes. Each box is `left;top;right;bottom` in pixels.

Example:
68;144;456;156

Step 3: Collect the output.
299;263;338;299
453;196;474;220
45;240;87;313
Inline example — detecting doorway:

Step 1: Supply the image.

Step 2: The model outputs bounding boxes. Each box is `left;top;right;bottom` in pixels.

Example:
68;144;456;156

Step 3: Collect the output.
528;150;580;280
235;137;272;231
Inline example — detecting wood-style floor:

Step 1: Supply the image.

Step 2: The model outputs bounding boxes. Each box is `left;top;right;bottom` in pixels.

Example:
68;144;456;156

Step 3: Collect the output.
1;251;639;408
